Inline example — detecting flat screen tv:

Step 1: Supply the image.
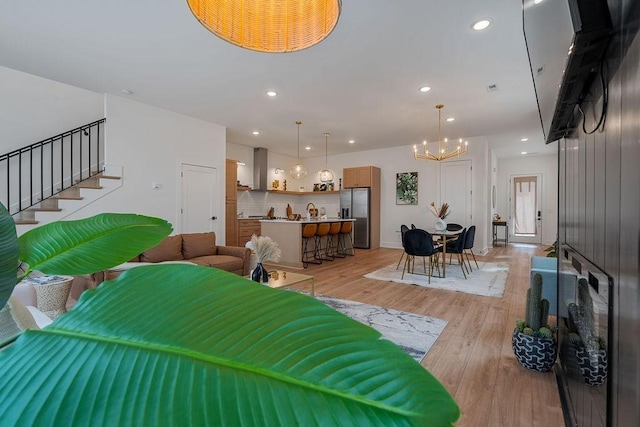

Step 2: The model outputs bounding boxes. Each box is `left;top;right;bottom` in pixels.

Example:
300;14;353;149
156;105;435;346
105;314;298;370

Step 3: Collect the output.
523;0;612;144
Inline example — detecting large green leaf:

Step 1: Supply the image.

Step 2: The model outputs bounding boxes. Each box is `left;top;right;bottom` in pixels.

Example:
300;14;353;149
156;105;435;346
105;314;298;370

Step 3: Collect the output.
0;265;459;426
0;203;19;309
17;213;172;277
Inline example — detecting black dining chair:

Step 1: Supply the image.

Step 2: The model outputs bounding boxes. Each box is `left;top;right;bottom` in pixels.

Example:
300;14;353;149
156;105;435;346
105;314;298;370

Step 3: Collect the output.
401;229;441;283
445;227;468;279
463;225;479;271
396;224;410;270
446;223;463;231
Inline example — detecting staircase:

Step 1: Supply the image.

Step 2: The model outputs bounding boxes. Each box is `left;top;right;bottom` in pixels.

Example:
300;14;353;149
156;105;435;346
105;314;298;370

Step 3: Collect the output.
1;119;123;232
14;169;123;230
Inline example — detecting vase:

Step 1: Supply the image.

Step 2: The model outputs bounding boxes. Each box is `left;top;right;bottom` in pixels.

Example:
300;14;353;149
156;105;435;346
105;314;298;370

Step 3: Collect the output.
251;263;269;283
512;328;557;372
434;218;447;232
576;346;608;386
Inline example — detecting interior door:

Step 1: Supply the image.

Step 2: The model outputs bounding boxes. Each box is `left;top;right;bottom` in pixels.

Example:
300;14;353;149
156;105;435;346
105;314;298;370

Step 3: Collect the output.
509;174;542;244
439;160;472;227
181;163;218;234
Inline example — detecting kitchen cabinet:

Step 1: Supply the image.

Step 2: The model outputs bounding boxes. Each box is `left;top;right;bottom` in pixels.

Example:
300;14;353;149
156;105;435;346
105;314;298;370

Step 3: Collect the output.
237;219;261;246
343;166;374;188
225;159;238;246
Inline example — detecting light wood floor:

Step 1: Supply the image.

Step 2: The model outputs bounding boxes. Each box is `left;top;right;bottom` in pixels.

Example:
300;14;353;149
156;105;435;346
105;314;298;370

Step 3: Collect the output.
278;243;565;427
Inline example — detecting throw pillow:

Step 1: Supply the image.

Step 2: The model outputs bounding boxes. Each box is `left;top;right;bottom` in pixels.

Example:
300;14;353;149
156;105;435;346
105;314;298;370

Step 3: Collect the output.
182;232;217;259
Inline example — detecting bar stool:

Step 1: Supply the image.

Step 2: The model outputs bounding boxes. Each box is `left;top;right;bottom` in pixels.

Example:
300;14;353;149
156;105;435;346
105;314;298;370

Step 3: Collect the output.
314;222;333;261
302;223;320;267
337;221;355;256
326;222;343;259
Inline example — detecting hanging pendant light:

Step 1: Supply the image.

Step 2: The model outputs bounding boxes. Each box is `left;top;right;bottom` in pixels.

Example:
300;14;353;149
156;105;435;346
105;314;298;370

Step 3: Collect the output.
186;0;342;53
413;104;469;161
318;132;334;183
290;121;307;180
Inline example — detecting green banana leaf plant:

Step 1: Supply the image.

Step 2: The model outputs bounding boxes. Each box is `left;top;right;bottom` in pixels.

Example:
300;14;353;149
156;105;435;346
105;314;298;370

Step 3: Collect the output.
0;204;460;426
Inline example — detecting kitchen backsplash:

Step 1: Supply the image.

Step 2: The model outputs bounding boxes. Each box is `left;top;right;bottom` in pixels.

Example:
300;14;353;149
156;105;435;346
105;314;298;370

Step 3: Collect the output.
237;191;340;219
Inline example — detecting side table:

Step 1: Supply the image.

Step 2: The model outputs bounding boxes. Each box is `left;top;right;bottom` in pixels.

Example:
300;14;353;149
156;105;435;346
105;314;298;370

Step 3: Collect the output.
24;275;74;319
492;221;508;246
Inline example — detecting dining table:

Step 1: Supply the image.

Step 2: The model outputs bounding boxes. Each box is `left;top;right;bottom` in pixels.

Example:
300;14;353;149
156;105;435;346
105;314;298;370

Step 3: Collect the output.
424;228;464;278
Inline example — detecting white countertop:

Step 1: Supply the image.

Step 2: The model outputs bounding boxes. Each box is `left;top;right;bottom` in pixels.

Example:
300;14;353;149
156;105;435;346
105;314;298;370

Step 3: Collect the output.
260;218;355;224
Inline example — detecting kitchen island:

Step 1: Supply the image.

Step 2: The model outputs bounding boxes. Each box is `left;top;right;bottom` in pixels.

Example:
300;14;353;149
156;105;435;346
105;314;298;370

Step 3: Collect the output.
260;219;355;269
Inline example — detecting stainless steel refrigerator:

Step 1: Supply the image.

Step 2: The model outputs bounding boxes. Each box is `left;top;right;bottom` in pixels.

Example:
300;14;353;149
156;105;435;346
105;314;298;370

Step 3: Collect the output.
340;188;370;248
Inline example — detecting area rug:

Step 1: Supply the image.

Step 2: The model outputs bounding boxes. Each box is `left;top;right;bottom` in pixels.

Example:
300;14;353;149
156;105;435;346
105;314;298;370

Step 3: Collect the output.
364;261;509;298
315;294;447;363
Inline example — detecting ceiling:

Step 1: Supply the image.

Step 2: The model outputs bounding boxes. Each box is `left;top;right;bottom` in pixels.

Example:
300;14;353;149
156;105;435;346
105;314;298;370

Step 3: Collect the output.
0;1;557;159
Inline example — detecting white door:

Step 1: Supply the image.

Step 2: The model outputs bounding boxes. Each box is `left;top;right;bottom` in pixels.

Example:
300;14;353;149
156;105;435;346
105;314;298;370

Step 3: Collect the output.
439;160;472;227
181;164;218;233
509;174;542;244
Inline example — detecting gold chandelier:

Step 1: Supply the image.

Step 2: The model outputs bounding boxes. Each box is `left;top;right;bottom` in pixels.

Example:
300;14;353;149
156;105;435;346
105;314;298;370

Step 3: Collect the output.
186;0;342;53
414;104;469;161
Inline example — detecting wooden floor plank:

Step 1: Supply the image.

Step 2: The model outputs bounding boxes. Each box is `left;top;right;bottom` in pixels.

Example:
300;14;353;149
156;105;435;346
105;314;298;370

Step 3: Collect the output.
278;243;564;426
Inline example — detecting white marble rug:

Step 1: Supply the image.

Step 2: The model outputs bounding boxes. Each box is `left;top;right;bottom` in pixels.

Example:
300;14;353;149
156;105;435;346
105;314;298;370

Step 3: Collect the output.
364;261;509;298
315;295;448;363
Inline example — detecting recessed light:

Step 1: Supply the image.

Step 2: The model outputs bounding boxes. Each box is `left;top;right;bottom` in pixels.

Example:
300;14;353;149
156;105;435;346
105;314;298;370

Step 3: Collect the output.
348;140;355;144
419;86;431;93
266;91;277;97
521;138;528;142
446;117;455;122
534;0;544;4
521;151;528;155
252;131;260;135
305;146;311;150
472;19;491;31
120;89;134;95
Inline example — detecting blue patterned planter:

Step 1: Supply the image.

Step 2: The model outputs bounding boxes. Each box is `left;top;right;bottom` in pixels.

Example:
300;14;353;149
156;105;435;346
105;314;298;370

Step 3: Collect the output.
576;347;607;386
512;328;557;372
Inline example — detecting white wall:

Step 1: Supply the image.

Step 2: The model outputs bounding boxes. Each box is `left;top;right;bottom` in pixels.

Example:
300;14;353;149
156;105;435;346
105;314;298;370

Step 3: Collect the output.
66;95;226;239
496;153;558;245
0;66;103;152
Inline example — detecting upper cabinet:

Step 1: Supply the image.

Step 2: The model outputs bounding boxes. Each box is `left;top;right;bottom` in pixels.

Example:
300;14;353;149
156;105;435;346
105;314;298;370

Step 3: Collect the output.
343;166;375;188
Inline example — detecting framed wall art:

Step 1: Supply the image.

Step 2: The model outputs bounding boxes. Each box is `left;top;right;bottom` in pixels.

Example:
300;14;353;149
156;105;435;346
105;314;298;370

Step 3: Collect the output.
396;172;418;205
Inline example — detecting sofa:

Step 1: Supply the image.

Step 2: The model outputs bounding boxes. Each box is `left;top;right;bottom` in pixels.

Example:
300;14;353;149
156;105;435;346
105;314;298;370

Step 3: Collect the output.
71;232;251;300
530;256;576;318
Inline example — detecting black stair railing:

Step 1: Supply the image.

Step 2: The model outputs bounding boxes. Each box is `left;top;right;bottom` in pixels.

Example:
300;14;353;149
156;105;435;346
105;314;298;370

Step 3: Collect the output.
0;119;106;216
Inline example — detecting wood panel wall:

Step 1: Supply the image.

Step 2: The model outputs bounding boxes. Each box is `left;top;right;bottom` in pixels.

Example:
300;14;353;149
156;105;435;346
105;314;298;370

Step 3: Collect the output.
558;0;639;424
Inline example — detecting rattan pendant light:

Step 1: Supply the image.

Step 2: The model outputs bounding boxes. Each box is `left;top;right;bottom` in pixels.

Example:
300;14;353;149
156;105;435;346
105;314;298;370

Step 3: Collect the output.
318;132;334;182
290;121;307;180
186;0;342;53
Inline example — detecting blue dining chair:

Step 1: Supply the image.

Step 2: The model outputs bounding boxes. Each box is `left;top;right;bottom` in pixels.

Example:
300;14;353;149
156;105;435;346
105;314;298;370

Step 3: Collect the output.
396;224;410;270
401;229;442;283
445;227;468;279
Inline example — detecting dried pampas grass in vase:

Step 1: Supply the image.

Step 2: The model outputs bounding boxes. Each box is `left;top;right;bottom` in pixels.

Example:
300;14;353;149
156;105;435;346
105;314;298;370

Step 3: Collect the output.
249;235;281;283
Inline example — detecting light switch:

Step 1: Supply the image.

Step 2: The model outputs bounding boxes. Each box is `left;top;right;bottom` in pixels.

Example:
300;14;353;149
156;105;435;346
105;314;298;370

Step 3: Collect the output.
152;182;161;189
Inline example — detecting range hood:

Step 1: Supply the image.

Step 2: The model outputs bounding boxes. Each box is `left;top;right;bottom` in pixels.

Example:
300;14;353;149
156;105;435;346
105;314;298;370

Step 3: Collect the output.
253;147;268;191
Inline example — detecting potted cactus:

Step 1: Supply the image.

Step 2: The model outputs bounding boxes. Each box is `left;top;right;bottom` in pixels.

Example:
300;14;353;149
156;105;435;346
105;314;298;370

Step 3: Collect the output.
512;273;557;372
564;278;608;386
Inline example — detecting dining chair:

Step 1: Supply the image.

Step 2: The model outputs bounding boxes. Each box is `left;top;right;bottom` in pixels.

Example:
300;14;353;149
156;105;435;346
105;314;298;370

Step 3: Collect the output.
401;229;441;283
396;224;410;270
463;225;479;271
445;227;468;279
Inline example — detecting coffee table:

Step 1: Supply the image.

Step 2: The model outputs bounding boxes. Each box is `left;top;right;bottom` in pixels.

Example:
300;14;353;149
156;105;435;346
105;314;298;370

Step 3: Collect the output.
264;270;315;297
